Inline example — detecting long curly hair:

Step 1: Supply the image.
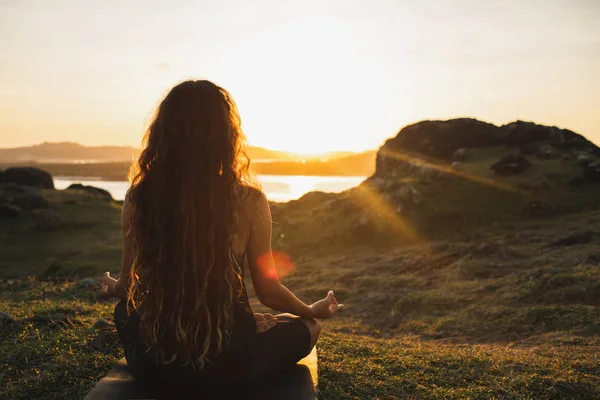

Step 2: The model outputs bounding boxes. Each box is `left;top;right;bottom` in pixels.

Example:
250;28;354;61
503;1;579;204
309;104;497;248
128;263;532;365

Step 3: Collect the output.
126;80;256;368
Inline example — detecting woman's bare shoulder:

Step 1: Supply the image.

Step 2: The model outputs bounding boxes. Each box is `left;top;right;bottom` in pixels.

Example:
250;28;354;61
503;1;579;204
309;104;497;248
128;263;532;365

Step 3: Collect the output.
237;185;269;218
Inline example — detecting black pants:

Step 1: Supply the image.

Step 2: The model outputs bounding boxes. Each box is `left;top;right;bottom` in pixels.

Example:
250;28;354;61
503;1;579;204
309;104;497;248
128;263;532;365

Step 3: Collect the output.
113;300;311;399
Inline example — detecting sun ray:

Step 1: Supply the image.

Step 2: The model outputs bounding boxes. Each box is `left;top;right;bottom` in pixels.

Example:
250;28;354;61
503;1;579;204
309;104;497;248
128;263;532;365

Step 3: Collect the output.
352;183;422;242
379;149;529;195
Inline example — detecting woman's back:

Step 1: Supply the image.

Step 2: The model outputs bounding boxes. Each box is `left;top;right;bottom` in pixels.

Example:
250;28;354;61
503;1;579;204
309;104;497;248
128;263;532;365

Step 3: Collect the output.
104;79;342;398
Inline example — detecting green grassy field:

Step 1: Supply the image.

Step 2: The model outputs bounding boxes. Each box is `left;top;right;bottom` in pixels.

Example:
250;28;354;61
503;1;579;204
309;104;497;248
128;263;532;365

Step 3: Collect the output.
2;184;600;399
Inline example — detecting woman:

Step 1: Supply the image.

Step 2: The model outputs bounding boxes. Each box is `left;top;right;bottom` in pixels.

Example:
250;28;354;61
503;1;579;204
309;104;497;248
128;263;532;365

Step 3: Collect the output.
102;80;343;398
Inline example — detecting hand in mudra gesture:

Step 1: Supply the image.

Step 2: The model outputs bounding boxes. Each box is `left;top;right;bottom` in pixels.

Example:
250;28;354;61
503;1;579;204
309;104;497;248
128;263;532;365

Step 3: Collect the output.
310;290;344;319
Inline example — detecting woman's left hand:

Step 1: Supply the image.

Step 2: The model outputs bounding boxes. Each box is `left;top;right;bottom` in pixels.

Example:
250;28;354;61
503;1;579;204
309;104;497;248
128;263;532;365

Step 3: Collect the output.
254;313;277;333
102;271;118;296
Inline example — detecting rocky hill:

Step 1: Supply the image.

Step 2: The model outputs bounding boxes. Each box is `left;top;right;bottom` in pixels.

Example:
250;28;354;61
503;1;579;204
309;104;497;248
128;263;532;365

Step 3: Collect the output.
270;119;600;252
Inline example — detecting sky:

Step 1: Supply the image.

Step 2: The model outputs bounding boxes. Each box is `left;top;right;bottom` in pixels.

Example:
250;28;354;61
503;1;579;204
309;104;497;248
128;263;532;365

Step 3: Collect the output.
0;0;599;154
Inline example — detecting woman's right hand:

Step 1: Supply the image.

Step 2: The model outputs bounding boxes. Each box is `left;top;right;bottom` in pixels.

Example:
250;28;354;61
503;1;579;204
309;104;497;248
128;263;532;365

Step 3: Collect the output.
310;290;344;319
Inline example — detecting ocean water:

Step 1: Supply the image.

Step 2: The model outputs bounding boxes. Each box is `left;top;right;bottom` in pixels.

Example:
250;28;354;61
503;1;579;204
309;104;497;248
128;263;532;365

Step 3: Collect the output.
53;175;366;203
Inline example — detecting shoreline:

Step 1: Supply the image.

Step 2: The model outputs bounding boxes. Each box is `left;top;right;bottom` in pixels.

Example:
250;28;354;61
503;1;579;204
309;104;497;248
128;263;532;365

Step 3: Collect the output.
1;159;375;180
53;175;367;203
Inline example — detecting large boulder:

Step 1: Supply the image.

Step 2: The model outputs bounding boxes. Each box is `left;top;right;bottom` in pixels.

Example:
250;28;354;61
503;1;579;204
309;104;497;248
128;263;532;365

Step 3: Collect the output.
452;148;469;161
0;167;54;189
31;208;63;231
66;183;113;201
0;183;49;209
491;155;532;176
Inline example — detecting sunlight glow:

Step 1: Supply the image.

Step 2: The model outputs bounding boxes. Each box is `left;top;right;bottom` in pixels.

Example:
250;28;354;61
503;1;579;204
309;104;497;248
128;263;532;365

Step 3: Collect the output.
379;149;528;195
257;251;295;280
354;184;421;241
1;1;599;151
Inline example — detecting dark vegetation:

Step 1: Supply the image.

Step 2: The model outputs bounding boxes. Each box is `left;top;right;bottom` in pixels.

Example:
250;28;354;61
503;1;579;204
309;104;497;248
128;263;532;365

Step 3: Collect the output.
2;118;600;399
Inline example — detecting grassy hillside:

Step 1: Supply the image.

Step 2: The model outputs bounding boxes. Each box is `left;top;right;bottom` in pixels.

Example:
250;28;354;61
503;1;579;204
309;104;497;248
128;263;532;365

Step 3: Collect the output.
0;190;122;279
267;145;600;255
2;189;600;398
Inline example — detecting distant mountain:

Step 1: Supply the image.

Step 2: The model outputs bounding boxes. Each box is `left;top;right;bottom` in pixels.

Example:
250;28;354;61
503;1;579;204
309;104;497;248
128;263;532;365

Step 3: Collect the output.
0;142;364;163
0;142;138;163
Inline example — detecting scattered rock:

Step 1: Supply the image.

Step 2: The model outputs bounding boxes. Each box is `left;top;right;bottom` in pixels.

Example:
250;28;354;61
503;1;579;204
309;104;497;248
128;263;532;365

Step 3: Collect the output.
0;311;20;332
0;167;54;189
452;148;468;161
93;318;115;330
450;161;464;171
66;184;112;201
549;231;595;247
0;203;21;218
394;186;421;204
78;277;99;288
490;155;532;176
577;153;593;163
31;208;64;231
536;144;560;159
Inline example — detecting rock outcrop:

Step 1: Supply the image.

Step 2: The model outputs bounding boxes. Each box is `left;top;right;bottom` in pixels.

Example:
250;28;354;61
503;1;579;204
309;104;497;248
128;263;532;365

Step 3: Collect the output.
0;183;49;210
374;118;600;179
490;155;532;176
67;184;113;201
0;167;54;189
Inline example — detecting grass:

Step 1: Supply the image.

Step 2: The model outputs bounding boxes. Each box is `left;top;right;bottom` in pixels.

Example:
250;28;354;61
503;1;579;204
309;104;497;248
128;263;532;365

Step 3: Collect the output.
1;169;600;398
3;279;599;400
0;189;122;279
0;280;121;400
317;328;600;400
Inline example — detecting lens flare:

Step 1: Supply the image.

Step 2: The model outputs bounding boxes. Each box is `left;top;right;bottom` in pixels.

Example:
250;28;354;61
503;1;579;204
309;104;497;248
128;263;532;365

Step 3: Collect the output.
257;250;296;279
